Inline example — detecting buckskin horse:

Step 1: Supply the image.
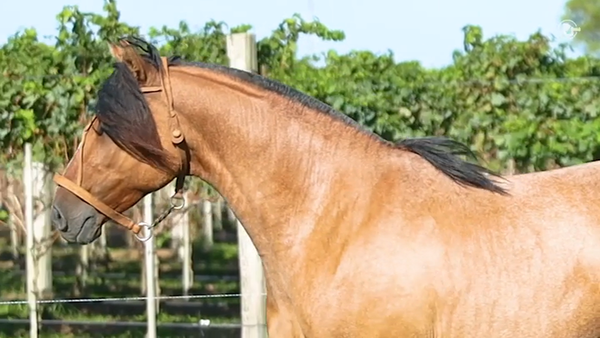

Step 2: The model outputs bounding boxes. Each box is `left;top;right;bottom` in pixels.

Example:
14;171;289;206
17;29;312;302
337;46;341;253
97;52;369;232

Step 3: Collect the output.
51;36;600;337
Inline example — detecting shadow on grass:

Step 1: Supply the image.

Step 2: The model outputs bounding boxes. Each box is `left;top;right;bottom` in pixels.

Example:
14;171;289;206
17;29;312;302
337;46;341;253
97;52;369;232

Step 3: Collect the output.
0;268;24;298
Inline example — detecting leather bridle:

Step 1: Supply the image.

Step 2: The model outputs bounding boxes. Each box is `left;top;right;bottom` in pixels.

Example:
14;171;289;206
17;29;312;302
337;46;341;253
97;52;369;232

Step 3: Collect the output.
53;57;190;242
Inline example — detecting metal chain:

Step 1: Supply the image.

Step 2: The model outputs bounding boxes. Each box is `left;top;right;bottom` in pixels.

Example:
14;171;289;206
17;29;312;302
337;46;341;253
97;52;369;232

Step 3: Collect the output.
152;194;185;228
135;194;185;242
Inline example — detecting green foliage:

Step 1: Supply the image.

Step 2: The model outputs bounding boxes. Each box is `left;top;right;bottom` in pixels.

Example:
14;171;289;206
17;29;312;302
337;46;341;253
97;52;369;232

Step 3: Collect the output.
562;0;600;54
1;0;600;175
148;20;229;65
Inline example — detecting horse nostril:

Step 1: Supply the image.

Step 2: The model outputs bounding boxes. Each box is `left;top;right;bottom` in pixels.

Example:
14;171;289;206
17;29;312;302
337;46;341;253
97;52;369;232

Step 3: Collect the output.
51;205;68;231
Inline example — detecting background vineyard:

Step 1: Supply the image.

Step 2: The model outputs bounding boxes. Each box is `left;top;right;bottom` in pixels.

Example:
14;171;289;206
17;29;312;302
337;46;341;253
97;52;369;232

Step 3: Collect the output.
1;0;600;336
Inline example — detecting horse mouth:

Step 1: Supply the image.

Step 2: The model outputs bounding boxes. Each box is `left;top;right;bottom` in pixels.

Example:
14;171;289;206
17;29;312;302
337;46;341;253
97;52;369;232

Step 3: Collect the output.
74;216;101;244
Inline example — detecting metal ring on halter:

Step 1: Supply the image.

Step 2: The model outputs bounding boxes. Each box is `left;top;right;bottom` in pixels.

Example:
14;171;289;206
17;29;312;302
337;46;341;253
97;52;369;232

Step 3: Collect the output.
134;222;153;242
170;195;185;210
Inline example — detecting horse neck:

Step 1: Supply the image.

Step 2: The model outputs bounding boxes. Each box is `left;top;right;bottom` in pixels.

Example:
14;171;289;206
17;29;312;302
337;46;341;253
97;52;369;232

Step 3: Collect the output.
171;66;387;272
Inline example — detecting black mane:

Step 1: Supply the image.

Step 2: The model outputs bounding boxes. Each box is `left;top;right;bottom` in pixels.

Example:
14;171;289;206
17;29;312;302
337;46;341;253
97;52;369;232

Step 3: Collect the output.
397;137;507;195
96;36;507;194
168;57;366;129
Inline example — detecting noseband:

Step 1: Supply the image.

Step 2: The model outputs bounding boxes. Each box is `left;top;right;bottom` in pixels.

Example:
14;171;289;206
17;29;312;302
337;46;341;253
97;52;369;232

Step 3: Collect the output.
53;57;190;242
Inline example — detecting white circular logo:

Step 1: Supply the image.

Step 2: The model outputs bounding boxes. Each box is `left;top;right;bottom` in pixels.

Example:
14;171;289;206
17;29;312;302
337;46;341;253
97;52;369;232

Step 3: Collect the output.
559;20;581;38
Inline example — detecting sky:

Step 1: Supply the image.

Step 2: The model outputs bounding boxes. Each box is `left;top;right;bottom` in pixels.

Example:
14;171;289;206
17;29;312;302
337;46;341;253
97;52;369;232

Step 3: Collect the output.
0;0;582;69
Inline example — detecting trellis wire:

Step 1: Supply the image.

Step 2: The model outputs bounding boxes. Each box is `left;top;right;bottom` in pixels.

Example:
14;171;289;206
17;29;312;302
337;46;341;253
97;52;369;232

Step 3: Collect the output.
0;292;267;306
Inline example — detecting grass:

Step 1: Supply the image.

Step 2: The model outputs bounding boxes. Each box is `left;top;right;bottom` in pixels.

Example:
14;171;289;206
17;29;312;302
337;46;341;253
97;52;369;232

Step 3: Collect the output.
0;325;240;338
0;233;244;337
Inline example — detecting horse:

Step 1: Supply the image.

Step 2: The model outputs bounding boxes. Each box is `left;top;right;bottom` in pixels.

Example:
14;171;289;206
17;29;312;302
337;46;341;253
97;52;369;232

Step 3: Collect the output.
51;36;600;337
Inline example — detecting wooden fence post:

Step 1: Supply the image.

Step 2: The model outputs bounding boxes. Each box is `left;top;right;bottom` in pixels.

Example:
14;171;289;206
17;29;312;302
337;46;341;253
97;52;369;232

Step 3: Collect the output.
76;246;88;293
202;187;214;250
181;192;193;296
213;195;223;231
24;143;39;338
143;194;157;338
226;32;267;338
31;161;53;298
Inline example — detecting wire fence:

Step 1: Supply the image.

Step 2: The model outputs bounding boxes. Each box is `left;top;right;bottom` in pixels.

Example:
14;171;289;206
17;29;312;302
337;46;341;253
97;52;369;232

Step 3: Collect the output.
0;292;265;306
0;318;247;329
0;292;267;336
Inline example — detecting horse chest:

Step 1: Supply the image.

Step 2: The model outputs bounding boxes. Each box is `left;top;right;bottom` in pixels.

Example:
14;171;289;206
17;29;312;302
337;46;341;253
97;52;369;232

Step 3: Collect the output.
287;271;437;338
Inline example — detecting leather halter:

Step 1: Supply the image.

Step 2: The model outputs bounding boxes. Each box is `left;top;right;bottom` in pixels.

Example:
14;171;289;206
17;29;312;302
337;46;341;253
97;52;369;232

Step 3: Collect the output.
53;57;189;241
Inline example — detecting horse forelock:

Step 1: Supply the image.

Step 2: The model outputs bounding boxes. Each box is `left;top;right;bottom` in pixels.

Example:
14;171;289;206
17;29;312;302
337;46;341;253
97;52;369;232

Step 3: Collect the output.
95;62;169;171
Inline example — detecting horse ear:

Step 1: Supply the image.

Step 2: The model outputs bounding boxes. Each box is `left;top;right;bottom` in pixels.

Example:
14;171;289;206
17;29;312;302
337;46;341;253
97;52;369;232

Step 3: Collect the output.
107;41;148;82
